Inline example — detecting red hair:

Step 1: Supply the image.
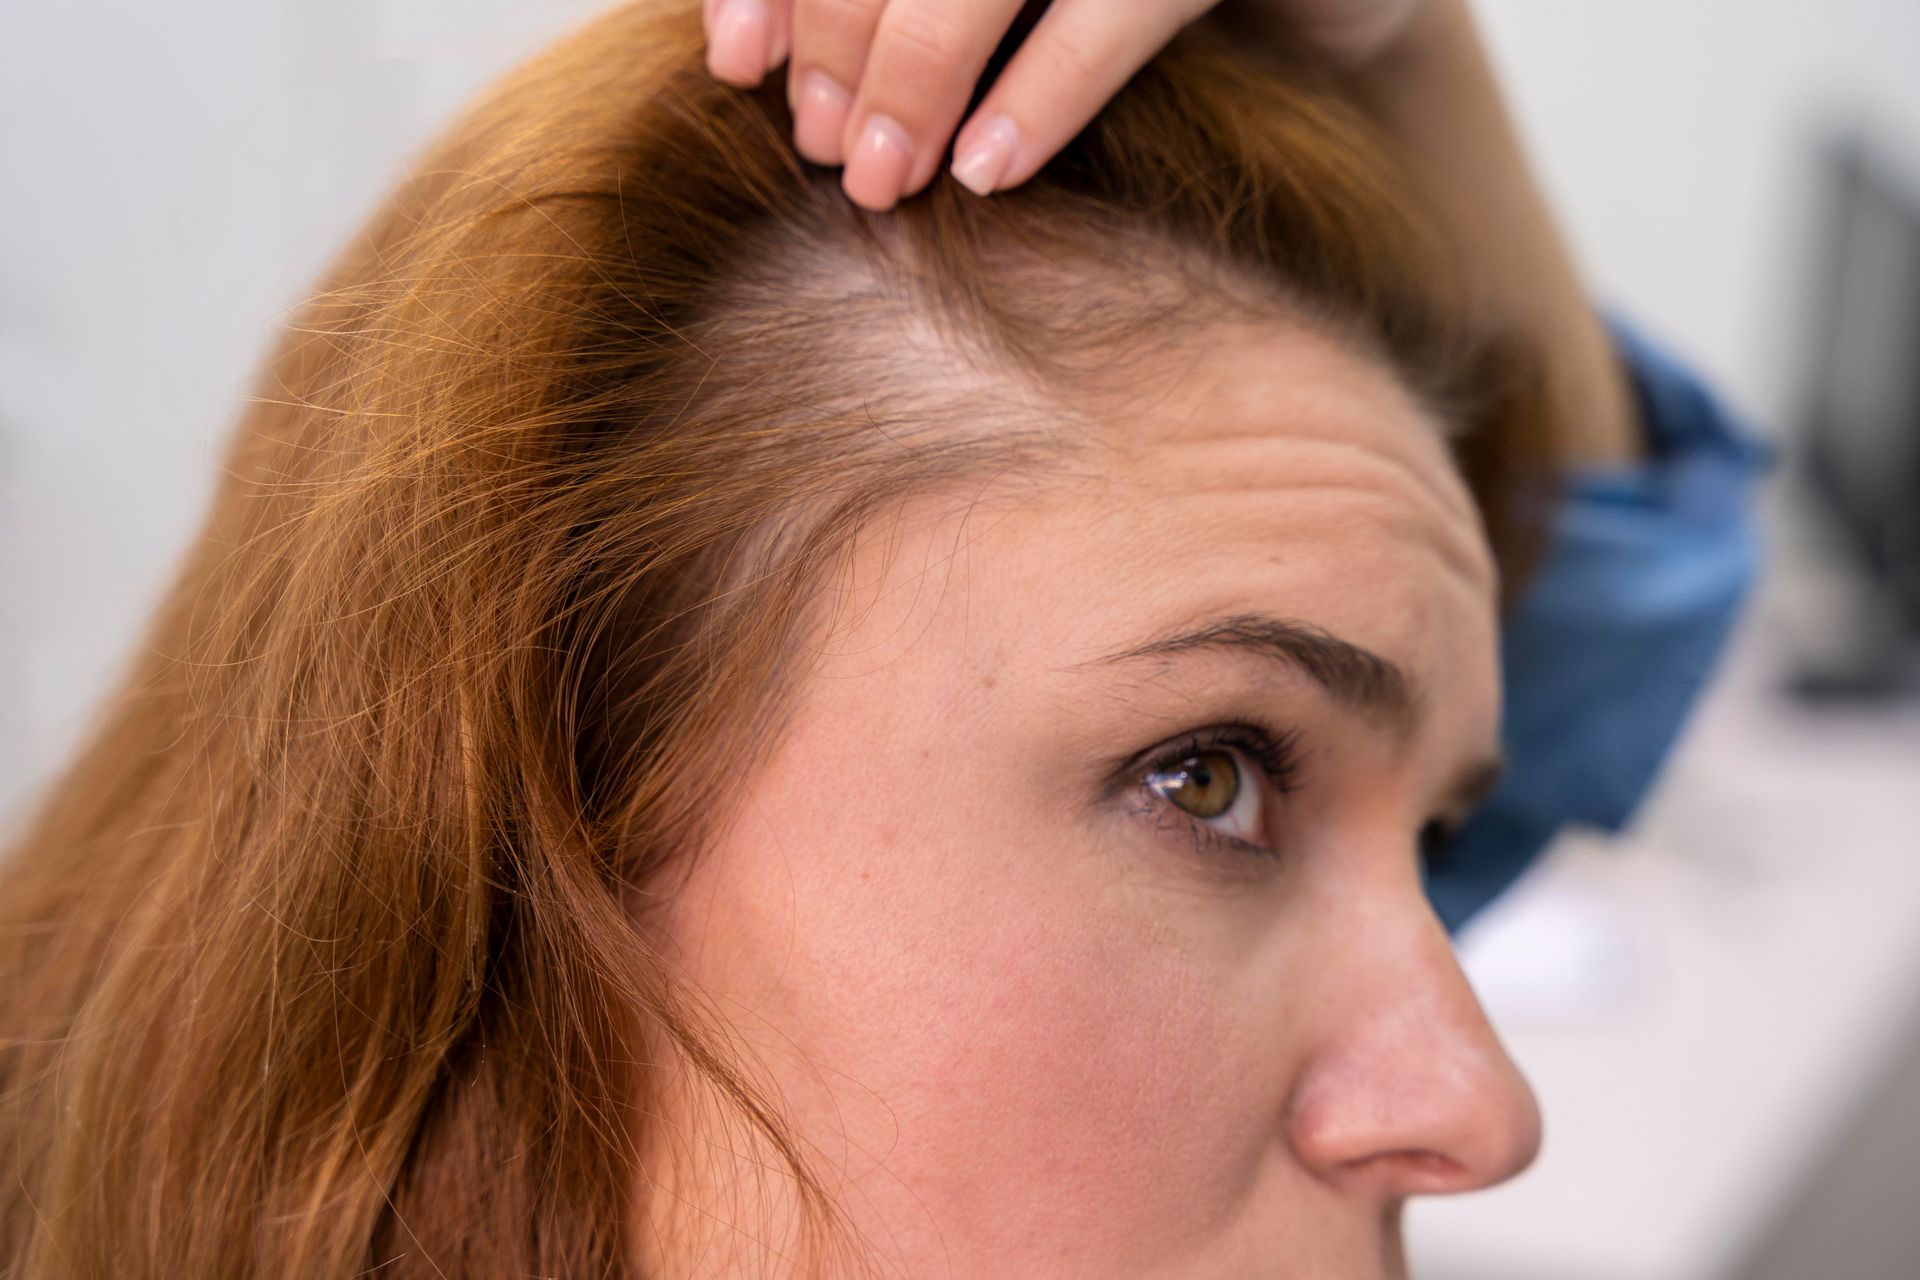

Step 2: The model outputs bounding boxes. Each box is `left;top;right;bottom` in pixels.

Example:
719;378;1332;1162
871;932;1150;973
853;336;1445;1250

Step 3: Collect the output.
0;1;1550;1274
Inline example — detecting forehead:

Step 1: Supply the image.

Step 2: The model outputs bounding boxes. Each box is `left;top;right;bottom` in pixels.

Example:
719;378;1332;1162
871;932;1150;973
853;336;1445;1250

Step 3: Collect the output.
1079;317;1490;574
803;317;1499;740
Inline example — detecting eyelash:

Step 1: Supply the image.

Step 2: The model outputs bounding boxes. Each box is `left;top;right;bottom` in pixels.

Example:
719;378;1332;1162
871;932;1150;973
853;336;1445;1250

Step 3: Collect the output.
1130;722;1304;863
1127;725;1475;869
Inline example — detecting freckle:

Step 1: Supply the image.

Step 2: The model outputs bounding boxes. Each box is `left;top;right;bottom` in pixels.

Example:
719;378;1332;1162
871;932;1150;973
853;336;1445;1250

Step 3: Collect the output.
980;672;997;691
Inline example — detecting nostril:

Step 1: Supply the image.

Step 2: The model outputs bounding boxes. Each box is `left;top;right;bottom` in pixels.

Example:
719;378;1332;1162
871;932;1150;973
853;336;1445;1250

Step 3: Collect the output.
1394;1150;1465;1180
1343;1149;1473;1199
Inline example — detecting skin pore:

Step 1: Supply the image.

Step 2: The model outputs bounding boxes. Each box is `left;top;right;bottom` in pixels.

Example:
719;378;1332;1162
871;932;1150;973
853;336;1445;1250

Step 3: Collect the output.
634;317;1543;1278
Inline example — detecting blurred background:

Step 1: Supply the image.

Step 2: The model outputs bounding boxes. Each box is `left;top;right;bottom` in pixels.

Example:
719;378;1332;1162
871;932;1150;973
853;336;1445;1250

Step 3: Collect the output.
3;3;1918;1277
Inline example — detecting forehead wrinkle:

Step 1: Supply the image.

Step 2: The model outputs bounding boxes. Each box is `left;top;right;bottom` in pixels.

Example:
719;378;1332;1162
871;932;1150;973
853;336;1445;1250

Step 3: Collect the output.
1150;412;1480;533
1106;422;1496;606
1125;476;1496;609
1106;322;1496;566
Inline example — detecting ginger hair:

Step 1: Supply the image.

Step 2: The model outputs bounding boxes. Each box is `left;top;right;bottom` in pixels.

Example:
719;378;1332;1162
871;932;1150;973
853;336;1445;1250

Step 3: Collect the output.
0;1;1550;1274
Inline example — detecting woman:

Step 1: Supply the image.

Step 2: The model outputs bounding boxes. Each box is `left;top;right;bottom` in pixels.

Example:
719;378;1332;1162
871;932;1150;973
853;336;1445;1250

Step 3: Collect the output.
0;0;1762;1275
705;0;1770;938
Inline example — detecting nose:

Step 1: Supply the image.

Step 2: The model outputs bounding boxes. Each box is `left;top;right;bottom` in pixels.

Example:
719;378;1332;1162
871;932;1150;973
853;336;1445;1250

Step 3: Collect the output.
1282;894;1543;1200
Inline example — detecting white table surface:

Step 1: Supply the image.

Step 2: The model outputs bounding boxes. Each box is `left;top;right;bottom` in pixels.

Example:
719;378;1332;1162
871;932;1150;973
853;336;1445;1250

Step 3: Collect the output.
1406;612;1920;1280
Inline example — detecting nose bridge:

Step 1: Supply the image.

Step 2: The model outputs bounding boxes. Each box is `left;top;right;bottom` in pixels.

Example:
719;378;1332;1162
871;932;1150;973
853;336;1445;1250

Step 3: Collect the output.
1284;891;1543;1198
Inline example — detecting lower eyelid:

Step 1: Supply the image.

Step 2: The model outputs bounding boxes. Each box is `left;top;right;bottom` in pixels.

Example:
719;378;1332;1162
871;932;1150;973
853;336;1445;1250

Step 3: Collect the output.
1128;778;1280;863
1124;788;1204;848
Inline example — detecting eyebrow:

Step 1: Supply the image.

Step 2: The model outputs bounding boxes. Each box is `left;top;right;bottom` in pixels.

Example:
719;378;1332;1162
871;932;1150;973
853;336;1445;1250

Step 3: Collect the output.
1067;611;1419;731
1066;611;1506;815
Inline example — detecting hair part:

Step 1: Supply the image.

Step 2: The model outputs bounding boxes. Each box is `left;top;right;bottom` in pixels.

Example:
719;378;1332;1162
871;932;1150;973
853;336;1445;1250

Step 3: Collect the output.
0;1;1554;1276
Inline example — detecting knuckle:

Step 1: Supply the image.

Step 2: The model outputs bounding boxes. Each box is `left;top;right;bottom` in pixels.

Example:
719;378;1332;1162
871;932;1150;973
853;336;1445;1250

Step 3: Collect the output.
877;11;968;73
1039;30;1104;91
791;0;883;50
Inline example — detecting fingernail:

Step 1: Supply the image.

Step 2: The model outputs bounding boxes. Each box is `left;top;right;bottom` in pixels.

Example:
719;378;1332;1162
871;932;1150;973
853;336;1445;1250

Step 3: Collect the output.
951;114;1019;197
706;0;770;85
793;69;852;165
842;113;914;212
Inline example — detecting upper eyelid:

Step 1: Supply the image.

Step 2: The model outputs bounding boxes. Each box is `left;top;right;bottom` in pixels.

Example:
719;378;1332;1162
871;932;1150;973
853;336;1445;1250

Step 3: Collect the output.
1131;725;1486;861
1139;725;1301;790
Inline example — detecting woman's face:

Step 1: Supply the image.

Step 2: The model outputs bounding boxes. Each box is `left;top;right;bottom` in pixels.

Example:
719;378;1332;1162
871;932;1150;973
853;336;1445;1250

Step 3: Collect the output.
640;319;1542;1277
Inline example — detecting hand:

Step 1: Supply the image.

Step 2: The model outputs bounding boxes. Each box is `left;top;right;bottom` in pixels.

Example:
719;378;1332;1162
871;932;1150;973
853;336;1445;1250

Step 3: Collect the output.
701;0;1428;212
701;0;1639;467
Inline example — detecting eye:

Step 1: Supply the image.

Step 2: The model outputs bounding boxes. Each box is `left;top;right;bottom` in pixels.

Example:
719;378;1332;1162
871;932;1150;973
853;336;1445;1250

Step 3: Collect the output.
1134;726;1301;860
1148;746;1250;819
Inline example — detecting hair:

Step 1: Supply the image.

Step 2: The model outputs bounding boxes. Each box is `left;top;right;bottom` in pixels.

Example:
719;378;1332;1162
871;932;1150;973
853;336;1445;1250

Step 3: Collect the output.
0;1;1556;1275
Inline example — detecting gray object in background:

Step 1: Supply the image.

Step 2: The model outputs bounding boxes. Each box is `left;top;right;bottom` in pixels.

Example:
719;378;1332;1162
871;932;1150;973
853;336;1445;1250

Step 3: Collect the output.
1779;128;1920;697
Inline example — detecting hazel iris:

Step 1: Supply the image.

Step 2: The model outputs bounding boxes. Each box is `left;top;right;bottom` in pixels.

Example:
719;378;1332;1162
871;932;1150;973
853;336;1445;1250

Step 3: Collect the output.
1147;750;1240;819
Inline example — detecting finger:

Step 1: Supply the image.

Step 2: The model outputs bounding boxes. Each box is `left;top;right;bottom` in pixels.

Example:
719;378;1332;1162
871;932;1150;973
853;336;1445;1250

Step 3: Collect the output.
704;0;789;87
786;0;889;167
947;0;1213;198
1270;0;1422;68
768;0;792;69
835;0;1029;212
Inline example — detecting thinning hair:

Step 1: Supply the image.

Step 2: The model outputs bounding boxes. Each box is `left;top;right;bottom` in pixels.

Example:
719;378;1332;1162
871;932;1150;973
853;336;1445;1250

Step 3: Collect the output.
0;1;1552;1275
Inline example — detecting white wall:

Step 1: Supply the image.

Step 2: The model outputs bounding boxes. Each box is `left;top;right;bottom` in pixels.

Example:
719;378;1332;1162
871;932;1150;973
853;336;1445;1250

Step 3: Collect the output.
8;1;1919;825
4;5;1920;1273
0;0;605;826
1474;0;1920;429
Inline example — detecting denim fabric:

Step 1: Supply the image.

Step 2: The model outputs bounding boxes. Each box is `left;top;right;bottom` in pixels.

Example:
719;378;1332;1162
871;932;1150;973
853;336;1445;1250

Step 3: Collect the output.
1424;315;1774;935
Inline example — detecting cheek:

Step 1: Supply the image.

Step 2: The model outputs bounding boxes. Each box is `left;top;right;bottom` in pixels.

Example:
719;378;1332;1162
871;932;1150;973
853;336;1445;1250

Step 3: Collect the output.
891;911;1262;1245
671;797;1275;1261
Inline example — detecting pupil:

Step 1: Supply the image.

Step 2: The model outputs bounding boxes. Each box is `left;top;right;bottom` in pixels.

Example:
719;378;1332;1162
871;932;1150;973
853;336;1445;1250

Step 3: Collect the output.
1162;751;1236;818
